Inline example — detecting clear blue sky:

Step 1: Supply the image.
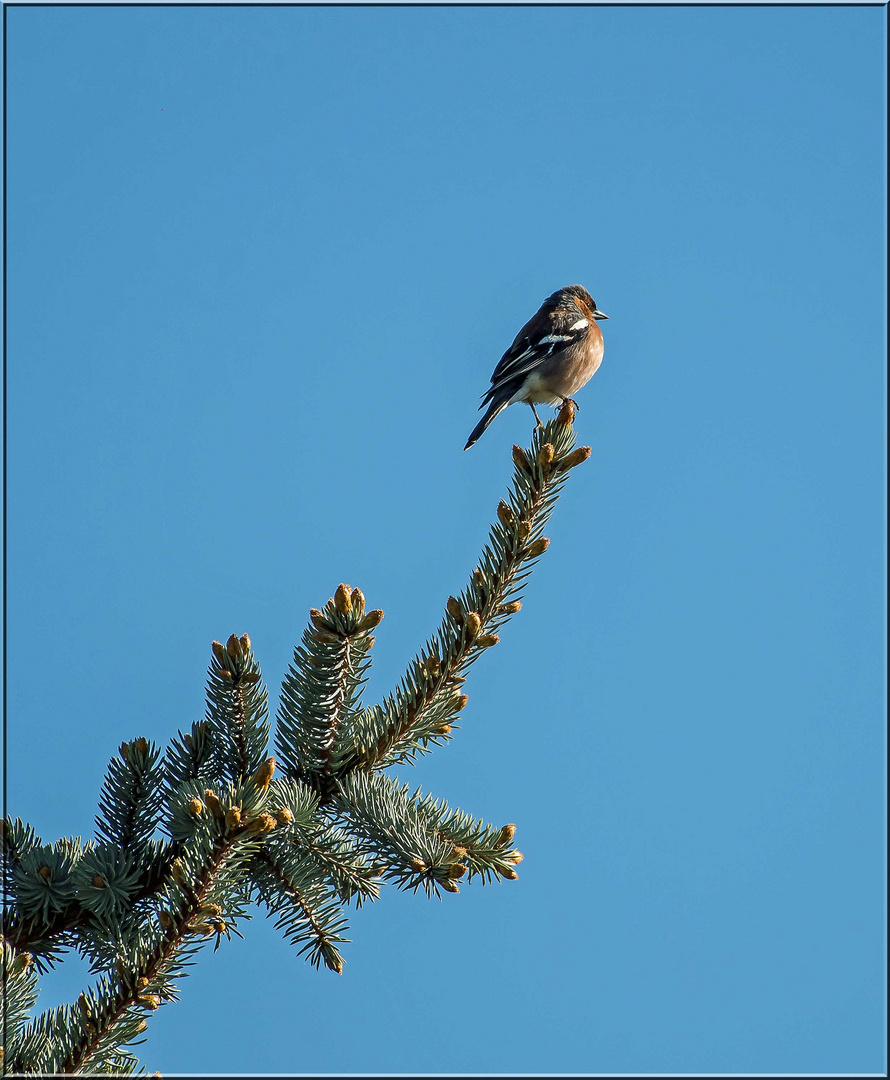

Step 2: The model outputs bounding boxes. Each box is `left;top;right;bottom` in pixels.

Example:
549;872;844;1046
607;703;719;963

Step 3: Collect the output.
6;4;885;1075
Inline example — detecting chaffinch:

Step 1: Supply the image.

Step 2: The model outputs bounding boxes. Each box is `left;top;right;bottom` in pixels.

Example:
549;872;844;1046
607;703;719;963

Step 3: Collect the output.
464;284;608;449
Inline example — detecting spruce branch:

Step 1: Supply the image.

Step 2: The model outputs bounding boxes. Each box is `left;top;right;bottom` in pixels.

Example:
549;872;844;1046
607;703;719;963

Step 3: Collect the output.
95;738;165;855
1;941;42;1070
49;809;277;1074
411;790;523;884
253;843;350;973
335;772;466;897
278;821;381;909
5;406;595;1069
275;588;376;794
346;406;589;769
205;635;270;784
163;718;215;794
2;834;173;970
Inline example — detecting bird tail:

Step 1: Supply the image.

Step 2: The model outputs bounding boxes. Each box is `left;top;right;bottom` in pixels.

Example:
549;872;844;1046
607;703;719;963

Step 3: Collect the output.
464;399;508;450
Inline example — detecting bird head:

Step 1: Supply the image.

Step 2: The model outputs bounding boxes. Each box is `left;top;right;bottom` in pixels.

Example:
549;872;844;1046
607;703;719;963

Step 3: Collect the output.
548;284;608;321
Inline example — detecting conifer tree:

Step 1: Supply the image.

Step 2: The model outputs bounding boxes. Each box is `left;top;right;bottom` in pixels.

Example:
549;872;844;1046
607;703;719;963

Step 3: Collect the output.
1;405;591;1074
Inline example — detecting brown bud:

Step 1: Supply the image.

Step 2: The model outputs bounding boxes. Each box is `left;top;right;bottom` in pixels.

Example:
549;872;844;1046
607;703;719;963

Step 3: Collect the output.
434;725;452;736
309;609;331;631
225;806;242;830
139;994;161;1010
476;634;500;648
137;976;150;989
92;875;106;888
440;879;460;893
357;609;384;632
499;601;522;615
512;444;530;471
276;807;293;826
119;742;131;761
183;733;194;750
253;756;276;792
410;859;426;872
239;633;251;653
427;655;441;676
455;694;469;711
11;952;32;976
497;500;515;528
240;671;261;684
526;537;550;558
464;612;481;637
200;904;222;918
203;789;224;819
246;812;277;834
187;797;204;817
171;859;185;882
473;568;486;586
136;1019;148;1033
220;668;233;680
351;587;366;618
189;921;214;936
159;910;173;928
497;823;516;845
334;583;352;614
78;993;91;1016
134;737;149;756
446;596;463;622
538;442;556;467
226;634;242;659
39;866;51;880
501;867;519;880
556;398;576;425
509;851;524;864
210;920;227;935
314;629;342;643
447;863;468;879
518;520;532;541
365;636;375;649
559;446;592;471
211;641;228;666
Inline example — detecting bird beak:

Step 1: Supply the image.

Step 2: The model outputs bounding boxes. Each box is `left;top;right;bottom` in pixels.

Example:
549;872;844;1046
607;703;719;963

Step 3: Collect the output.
592;308;609;321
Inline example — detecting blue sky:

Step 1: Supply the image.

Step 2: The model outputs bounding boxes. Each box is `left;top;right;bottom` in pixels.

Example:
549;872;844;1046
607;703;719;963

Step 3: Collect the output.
6;4;886;1075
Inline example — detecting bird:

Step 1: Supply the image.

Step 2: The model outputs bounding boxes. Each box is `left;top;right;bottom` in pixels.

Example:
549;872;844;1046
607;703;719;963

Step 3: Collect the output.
464;284;608;450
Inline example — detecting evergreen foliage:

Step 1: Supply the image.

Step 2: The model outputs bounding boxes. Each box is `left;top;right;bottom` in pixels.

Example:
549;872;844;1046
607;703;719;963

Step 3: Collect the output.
1;406;591;1073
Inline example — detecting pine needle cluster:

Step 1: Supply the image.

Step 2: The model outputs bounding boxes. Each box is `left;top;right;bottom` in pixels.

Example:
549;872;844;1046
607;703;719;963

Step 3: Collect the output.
1;405;591;1073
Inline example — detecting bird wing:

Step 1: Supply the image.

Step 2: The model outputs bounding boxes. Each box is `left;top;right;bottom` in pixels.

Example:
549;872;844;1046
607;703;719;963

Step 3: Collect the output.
482;304;590;404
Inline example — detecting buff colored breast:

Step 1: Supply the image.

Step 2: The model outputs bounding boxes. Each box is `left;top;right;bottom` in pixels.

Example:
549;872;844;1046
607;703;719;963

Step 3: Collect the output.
522;322;604;404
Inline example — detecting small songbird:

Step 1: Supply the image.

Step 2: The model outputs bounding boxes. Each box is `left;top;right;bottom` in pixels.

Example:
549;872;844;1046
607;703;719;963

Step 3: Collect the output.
464;285;608;450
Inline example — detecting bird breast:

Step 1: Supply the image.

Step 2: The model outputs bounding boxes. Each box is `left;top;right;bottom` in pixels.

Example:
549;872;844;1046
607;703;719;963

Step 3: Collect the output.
538;332;604;399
